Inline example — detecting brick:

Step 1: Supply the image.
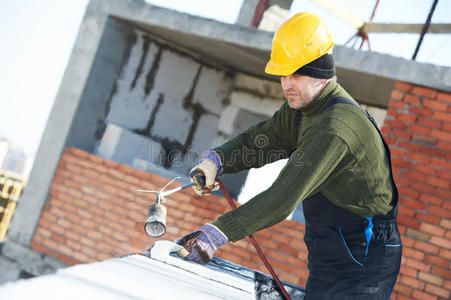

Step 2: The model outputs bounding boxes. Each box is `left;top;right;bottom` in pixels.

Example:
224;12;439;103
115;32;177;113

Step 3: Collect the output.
385;136;396;145
386;110;398;117
388;99;406;110
429;205;451;219
392;157;412;169
398;205;415;217
87;153;103;164
443;122;451;131
437;140;451;151
435;187;451;200
424;99;448;111
415;212;440;225
432;266;451;279
412;86;437;98
420;223;446;237
430;236;451;250
398;113;417;123
431;129;451;142
398;216;421;229
395;82;412;92
67;147;90;158
64;162;83;174
402;198;427;211
402;236;415;247
440;219;451;230
398;187;419;199
412;164;436;176
390;147;407;158
437;92;451;103
400;264;417;277
418;272;443;286
391;90;404;100
444;280;451;290
386;119;407;129
403;247;424;260
400;274;426;289
403;170;426;181
393;129;412;139
420;145;447;158
406;258;432;273
417;117;442;129
440;248;451;260
412;134;437;145
398;141;422;152
425;283;450;299
381;126;392;135
412;290;438;300
424;254;449;268
404;94;421;105
414;240;439;254
410;106;433;117
411;181;435;194
432;111;451;122
425;176;449;189
117;163;135;175
406;228;431;241
394;176;410;187
430;157;451;170
408;124;431;135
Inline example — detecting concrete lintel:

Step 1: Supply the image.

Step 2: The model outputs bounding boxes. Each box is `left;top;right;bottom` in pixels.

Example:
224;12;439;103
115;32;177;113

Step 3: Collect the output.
99;0;450;98
334;46;451;93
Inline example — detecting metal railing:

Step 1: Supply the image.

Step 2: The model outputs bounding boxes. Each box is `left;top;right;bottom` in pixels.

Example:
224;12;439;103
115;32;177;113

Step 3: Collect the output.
0;170;26;242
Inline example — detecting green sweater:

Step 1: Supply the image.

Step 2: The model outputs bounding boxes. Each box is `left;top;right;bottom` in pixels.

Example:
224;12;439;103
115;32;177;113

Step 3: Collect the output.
213;80;394;242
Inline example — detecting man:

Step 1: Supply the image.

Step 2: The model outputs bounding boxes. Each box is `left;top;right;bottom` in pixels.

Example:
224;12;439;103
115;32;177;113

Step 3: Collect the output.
177;12;402;299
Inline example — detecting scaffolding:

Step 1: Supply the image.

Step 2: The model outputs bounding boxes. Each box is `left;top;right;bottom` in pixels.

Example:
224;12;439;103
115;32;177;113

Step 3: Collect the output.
0;170;26;242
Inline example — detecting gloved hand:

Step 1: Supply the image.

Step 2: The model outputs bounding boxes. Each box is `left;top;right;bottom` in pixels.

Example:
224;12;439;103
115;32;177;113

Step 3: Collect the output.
176;224;228;264
190;150;222;195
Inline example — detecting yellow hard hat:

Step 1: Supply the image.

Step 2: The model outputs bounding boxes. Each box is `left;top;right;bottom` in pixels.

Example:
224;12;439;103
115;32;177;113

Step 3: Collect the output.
265;12;334;76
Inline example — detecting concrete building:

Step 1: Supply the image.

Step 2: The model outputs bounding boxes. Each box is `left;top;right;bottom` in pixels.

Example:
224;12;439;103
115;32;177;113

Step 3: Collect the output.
0;138;32;177
0;1;450;299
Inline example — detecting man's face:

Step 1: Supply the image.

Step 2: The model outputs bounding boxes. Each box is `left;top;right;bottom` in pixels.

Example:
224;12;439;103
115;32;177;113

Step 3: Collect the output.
281;74;327;109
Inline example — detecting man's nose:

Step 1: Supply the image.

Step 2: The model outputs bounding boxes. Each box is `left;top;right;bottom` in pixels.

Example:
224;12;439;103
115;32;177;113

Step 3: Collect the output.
281;75;295;88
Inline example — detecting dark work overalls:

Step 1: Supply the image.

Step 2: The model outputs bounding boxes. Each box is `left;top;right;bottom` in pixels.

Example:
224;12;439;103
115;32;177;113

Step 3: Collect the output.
297;98;402;299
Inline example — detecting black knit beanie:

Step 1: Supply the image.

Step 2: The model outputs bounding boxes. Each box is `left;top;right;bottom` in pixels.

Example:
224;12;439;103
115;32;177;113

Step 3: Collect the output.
294;53;335;79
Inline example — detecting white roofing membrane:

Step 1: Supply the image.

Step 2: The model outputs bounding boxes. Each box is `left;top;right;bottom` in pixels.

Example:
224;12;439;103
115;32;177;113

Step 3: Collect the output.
0;241;304;299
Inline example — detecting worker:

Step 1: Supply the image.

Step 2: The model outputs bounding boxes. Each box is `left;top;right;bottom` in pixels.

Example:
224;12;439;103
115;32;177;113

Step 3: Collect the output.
177;12;402;299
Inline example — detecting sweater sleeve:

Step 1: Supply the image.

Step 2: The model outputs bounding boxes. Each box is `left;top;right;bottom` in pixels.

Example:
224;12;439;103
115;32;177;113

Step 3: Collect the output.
213;130;351;242
213;103;295;174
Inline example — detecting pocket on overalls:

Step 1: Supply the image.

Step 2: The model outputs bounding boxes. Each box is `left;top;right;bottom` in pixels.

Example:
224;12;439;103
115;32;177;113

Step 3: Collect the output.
381;223;402;283
305;224;366;267
338;226;366;267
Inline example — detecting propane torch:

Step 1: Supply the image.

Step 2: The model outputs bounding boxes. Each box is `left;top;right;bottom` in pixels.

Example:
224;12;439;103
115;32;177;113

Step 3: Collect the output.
136;177;196;237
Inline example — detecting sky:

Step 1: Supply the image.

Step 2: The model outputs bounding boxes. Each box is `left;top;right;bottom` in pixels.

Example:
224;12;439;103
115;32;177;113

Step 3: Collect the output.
0;0;450;159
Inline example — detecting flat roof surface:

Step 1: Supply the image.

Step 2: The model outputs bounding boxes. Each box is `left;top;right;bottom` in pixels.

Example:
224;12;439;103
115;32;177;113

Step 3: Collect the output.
0;241;305;299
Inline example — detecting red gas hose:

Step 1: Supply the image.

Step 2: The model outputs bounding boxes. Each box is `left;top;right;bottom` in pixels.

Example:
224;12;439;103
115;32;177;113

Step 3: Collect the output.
217;179;291;300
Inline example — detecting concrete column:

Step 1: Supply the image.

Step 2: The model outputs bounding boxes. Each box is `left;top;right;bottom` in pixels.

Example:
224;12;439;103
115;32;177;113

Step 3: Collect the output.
236;0;293;27
236;0;259;26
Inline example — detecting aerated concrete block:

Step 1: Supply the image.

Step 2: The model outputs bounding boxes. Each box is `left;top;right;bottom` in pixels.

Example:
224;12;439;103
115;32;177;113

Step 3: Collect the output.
107;32;162;130
150;49;201;144
95;123;165;167
192;66;232;116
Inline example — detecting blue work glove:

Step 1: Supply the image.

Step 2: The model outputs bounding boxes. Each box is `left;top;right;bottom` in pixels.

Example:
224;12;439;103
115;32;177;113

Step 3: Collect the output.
176;224;228;264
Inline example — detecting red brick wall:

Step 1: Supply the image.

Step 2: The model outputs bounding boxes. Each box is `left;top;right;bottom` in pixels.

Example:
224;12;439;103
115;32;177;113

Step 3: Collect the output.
383;82;451;300
31;81;450;298
31;147;309;287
